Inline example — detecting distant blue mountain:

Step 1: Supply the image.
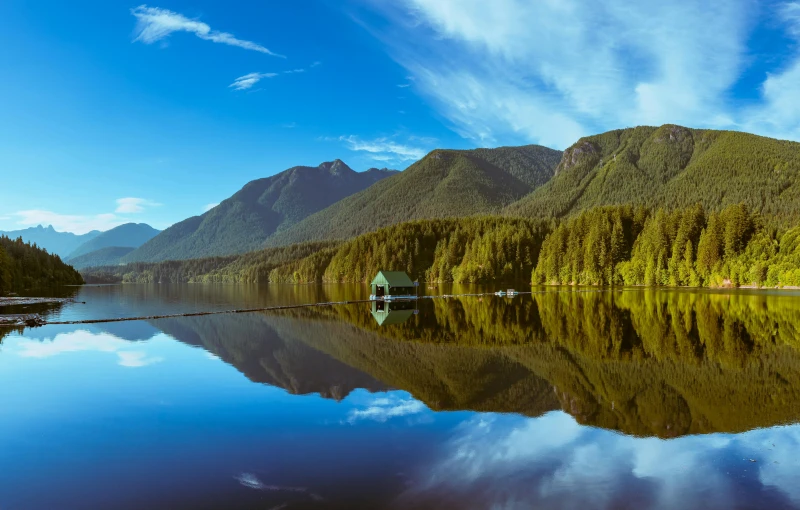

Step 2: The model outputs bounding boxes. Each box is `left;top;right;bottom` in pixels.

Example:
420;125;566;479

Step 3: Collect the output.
66;223;160;260
0;225;100;258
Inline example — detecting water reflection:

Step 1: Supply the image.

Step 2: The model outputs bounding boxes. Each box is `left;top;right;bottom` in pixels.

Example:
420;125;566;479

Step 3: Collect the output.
3;286;800;508
371;299;417;326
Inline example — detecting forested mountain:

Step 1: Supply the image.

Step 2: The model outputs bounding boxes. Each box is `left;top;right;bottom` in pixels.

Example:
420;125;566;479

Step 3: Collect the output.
123;161;396;262
506;125;800;225
0;236;84;293
67;223;159;259
68;246;135;269
82;217;548;285
0;225;100;258
265;145;562;247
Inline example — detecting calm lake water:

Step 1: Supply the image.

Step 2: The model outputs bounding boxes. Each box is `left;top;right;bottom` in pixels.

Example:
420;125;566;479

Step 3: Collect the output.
2;284;800;509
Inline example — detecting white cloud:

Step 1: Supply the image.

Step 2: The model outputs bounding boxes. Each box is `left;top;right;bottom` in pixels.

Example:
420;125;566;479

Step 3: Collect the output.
203;202;219;212
347;394;428;423
339;135;428;162
360;0;800;148
14;210;125;234
15;330;163;368
229;72;279;90
115;197;160;213
117;351;164;368
131;5;284;57
397;83;410;88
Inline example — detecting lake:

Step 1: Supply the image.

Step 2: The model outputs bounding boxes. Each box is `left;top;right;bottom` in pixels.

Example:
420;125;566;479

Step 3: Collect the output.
2;284;800;509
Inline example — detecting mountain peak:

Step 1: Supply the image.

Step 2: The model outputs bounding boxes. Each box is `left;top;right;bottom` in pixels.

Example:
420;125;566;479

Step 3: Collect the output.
318;159;353;176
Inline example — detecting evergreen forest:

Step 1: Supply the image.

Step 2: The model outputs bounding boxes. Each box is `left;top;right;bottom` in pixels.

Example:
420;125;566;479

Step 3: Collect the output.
0;236;84;294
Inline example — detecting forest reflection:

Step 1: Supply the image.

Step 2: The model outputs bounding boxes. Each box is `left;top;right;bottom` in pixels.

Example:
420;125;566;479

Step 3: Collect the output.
139;287;800;438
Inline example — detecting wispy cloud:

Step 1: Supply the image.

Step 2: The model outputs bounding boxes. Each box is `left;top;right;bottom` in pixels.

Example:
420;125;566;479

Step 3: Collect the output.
131;5;284;57
339;135;428;162
14;210;124;234
359;0;800;148
229;64;318;91
397;83;411;88
115;197;160;213
229;72;279;90
739;3;800;141
203;202;219;212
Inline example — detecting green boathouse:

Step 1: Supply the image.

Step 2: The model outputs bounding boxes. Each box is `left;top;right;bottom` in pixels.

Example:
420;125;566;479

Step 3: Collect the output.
370;271;415;299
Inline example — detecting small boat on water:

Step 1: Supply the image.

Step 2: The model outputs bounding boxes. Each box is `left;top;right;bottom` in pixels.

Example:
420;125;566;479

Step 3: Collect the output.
496;289;518;297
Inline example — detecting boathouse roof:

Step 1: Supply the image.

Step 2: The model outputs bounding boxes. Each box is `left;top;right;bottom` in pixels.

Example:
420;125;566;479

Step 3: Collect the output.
371;271;414;287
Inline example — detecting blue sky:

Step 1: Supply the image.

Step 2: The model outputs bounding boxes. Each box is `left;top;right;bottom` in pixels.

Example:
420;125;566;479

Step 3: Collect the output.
2;0;800;233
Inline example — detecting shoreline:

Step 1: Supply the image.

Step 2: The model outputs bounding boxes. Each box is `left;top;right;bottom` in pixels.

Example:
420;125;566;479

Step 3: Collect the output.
0;296;78;306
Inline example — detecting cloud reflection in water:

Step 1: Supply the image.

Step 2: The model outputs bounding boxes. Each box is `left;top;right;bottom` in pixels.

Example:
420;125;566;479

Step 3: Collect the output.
395;412;800;510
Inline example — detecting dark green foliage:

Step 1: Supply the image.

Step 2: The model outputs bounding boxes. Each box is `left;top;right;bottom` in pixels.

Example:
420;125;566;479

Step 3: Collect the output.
317;216;548;283
81;241;339;283
0;236;84;293
266;145;561;247
534;206;647;285
268;247;338;283
67;223;159;259
88;217;547;285
507;125;800;226
124;161;396;262
68;246;135;269
533;203;800;288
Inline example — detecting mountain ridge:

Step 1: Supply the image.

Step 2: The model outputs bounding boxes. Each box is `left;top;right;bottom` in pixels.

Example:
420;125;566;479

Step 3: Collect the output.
0;225;100;258
264;144;562;247
123;160;398;263
504;124;800;225
67;223;159;260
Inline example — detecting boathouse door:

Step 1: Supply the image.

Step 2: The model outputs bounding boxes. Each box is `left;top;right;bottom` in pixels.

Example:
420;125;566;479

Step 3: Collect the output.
376;285;386;298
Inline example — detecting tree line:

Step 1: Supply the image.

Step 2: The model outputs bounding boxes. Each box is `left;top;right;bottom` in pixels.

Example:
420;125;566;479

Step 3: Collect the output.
81;241;339;284
0;236;84;293
81;203;800;288
533;203;800;287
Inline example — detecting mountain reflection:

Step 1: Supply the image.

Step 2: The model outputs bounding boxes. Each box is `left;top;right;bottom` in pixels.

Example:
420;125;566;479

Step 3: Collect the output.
132;288;800;438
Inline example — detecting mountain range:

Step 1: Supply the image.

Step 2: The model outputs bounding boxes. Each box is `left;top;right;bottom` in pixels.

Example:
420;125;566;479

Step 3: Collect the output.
66;223;159;260
265;144;562;247
38;123;800;267
122;160;398;263
0;222;160;265
0;225;100;258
